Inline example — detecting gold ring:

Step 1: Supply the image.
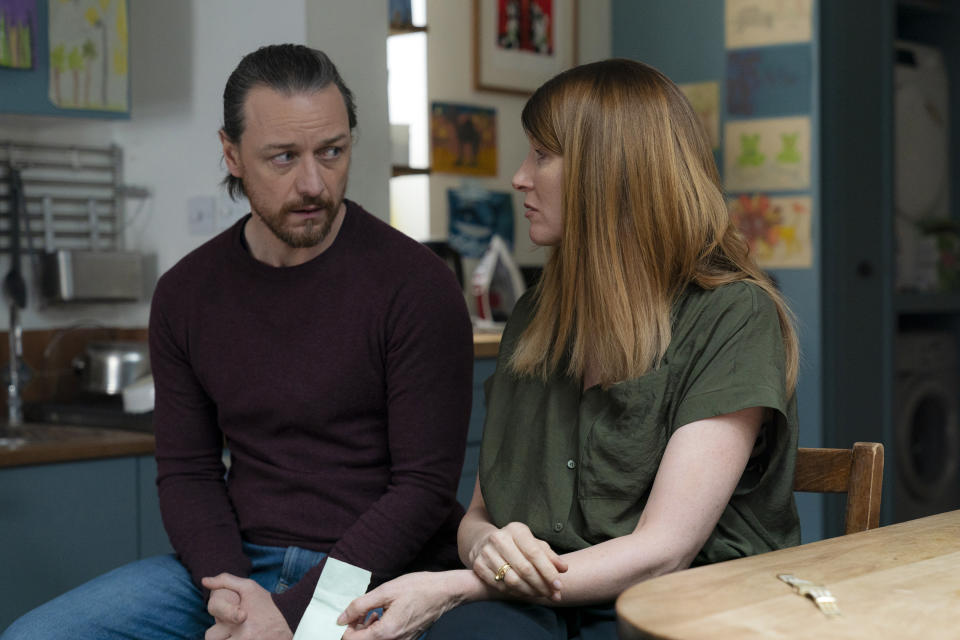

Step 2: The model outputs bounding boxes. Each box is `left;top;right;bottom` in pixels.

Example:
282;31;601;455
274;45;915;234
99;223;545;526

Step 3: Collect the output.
494;562;511;582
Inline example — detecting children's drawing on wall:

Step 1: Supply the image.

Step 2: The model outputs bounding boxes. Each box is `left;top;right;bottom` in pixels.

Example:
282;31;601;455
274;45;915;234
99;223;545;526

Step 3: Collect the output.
448;185;514;259
726;45;812;117
0;0;36;69
678;81;720;150
48;0;128;112
431;102;498;177
497;0;553;55
725;0;812;49
723;116;810;192
729;193;811;268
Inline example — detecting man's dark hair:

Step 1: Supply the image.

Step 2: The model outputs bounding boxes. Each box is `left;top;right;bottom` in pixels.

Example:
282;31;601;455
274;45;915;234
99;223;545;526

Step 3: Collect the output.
221;44;358;200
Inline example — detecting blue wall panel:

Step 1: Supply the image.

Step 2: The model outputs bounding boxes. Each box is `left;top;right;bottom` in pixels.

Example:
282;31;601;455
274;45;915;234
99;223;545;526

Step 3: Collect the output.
613;0;823;542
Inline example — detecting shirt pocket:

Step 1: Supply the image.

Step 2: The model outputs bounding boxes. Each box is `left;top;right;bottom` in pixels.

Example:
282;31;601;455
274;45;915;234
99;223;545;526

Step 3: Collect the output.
577;365;672;501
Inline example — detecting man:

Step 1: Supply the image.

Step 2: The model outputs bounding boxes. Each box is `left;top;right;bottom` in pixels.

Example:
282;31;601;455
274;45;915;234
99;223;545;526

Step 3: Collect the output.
1;45;473;640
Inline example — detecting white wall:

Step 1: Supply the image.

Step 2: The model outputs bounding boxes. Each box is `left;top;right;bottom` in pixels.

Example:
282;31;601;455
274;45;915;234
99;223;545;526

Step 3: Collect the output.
307;3;390;223
0;0;607;329
0;0;394;330
425;0;611;267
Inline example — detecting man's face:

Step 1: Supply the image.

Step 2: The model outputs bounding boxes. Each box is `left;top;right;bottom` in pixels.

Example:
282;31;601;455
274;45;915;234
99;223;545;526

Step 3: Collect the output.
221;84;352;250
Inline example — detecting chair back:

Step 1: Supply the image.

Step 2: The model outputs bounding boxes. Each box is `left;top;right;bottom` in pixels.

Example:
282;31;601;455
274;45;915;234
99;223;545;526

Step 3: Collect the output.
793;442;884;534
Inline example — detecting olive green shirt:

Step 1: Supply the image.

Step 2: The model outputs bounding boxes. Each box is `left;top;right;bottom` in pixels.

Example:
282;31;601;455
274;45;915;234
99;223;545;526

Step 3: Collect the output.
479;281;800;564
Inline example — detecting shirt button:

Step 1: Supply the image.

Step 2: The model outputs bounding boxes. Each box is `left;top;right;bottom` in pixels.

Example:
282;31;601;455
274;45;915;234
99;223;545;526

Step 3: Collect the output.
553;521;564;532
566;459;576;469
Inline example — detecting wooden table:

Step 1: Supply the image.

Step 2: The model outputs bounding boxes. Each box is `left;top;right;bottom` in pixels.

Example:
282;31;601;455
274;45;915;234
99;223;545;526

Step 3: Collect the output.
616;510;960;639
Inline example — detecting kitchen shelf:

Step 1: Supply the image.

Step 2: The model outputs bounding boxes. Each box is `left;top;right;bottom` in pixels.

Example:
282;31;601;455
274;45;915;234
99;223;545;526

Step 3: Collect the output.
389;24;428;36
391;165;431;177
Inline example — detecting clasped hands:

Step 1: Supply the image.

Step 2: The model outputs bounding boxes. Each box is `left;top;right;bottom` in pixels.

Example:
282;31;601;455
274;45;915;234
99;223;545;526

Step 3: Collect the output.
202;574;292;640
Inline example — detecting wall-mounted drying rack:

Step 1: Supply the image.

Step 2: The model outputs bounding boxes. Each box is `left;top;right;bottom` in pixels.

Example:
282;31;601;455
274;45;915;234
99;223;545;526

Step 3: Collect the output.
0;140;154;304
0;140;149;255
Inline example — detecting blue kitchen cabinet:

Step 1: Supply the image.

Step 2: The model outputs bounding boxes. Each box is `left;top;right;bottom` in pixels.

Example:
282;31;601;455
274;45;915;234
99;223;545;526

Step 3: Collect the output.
0;455;170;630
457;358;497;507
137;455;173;558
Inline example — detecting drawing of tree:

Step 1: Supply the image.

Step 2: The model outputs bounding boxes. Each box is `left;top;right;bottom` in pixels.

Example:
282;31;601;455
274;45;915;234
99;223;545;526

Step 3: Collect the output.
51;44;66;104
0;11;8;67
0;1;36;70
68;45;84;106
85;1;110;107
18;19;30;67
7;11;18;67
113;0;127;81
81;38;96;106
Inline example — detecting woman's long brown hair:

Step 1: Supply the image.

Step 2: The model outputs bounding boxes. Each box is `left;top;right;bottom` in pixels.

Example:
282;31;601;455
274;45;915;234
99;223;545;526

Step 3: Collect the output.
510;59;799;393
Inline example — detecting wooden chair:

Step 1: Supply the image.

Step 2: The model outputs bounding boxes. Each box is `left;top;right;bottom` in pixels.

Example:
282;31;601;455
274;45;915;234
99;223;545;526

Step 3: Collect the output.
793;442;884;534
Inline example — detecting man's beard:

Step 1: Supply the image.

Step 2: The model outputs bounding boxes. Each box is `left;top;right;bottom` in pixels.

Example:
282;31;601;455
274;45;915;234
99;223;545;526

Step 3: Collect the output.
252;194;342;249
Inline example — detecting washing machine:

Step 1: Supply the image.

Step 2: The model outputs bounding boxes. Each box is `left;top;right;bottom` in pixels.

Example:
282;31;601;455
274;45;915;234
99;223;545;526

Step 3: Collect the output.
894;40;950;291
893;331;960;522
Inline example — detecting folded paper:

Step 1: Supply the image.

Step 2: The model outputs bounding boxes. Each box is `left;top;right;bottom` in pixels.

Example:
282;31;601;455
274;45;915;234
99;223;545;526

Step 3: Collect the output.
293;558;371;640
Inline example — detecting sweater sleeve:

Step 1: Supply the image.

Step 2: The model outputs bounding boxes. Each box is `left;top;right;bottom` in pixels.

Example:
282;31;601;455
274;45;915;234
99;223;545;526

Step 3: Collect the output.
271;262;474;629
149;276;251;594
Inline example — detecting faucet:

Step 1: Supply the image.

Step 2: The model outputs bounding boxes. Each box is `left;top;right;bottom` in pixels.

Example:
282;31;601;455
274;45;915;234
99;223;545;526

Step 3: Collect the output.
7;304;23;426
4;164;27;427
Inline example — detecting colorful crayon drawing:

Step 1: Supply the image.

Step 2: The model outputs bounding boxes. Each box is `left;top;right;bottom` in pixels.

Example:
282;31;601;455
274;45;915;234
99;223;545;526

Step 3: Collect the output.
725;0;813;49
48;0;128;111
729;193;812;268
726;45;812;117
0;0;36;69
724;116;810;191
678;81;720;150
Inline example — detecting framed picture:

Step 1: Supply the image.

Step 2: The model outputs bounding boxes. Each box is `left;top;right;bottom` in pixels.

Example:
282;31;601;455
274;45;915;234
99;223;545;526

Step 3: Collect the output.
473;0;578;96
431;102;498;177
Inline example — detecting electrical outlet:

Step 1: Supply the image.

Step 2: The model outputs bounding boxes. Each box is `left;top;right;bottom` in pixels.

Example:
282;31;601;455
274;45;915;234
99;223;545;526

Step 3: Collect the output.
217;194;250;231
187;196;216;235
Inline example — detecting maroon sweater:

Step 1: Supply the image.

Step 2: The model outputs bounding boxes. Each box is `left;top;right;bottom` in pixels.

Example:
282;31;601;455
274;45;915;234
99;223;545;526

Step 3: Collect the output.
148;201;473;629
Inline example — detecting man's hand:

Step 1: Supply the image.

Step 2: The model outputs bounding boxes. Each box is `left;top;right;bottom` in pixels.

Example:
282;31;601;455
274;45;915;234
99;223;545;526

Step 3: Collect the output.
202;573;292;640
207;585;246;627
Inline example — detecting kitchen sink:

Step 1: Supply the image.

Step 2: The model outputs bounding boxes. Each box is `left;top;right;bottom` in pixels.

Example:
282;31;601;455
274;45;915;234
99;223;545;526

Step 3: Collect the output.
0;423;63;448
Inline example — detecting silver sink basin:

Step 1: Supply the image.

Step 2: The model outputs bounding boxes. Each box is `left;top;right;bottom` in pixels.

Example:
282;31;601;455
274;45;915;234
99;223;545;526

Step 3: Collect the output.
0;424;61;449
0;436;27;449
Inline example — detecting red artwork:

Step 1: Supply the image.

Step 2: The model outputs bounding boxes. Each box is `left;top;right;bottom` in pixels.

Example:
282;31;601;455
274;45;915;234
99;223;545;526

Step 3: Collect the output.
496;0;553;55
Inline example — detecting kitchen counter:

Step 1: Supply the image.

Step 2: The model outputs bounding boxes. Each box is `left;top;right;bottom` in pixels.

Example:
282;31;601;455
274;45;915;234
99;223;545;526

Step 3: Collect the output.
0;332;501;470
0;423;155;468
473;330;502;358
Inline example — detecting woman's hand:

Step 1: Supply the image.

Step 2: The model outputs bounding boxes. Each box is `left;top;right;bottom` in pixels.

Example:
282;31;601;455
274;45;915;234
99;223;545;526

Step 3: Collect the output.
338;571;478;640
468;521;568;601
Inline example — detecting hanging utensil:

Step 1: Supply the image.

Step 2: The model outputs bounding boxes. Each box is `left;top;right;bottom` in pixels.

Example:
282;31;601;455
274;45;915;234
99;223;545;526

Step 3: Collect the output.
4;166;27;309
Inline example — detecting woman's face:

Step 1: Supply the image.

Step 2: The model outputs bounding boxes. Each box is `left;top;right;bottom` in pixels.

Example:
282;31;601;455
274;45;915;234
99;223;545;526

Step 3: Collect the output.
512;138;563;247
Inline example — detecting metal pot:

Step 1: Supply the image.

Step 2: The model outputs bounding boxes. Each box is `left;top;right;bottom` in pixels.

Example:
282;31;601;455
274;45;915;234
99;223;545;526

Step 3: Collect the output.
72;341;151;395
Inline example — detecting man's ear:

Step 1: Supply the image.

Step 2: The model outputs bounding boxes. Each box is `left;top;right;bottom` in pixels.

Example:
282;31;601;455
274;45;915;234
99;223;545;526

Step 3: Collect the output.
220;129;243;178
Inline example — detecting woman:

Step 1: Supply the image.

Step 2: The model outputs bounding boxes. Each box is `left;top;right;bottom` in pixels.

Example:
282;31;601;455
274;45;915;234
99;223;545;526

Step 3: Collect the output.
338;58;800;640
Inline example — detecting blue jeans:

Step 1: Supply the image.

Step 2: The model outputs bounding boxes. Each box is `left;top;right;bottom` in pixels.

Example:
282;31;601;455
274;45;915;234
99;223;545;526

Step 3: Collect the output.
1;542;326;640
